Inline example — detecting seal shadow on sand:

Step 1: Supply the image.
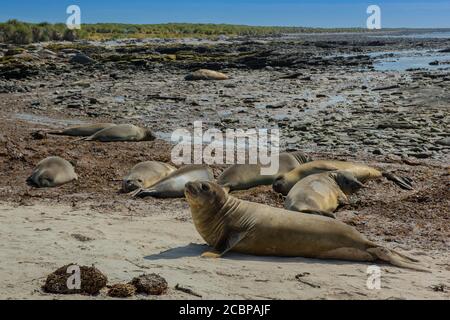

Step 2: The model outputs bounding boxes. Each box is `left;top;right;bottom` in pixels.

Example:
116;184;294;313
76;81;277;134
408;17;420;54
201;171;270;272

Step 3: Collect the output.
143;243;374;268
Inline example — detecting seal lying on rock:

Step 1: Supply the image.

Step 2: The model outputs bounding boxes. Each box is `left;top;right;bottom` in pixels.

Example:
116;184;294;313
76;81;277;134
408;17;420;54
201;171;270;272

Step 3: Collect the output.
79;124;155;142
27;156;78;188
134;165;214;198
185;69;229;81
185;181;427;271
48;123;116;137
217;151;312;192
273;160;413;195
122;161;176;193
284;171;365;218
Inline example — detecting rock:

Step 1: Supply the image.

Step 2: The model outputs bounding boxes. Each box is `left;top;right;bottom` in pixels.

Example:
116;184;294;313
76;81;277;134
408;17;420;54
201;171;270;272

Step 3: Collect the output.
31;131;47;140
266;102;286;109
435;137;450;146
408;152;432;159
107;284;136;298
38;49;57;58
377;121;418;130
372;85;400;91
43;264;107;295
372;149;383;155
70;53;95;65
131;273;168;295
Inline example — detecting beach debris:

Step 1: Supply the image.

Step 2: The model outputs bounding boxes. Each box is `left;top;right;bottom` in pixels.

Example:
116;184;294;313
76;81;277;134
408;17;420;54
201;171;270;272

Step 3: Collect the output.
295;273;321;289
174;284;202;298
130;273;168;295
107;283;136;298
43;263;107;295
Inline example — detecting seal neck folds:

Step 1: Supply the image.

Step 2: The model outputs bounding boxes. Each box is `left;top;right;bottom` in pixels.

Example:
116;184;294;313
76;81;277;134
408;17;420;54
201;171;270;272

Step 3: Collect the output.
191;194;253;251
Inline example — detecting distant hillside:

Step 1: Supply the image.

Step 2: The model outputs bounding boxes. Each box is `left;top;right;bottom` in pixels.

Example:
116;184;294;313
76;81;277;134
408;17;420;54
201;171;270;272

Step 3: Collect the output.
0;19;371;44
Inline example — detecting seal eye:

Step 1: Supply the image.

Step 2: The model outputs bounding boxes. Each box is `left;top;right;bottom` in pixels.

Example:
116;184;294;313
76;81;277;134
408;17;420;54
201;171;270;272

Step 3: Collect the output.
201;184;210;192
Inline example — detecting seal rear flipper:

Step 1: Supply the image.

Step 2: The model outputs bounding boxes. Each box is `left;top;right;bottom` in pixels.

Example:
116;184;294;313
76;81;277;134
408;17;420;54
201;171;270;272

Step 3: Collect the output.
299;209;336;219
382;172;414;190
71;136;89;142
367;247;430;272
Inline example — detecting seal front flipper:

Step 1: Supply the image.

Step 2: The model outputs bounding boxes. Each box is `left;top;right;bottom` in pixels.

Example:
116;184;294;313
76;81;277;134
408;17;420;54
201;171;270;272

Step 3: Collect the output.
200;251;222;259
382;171;414;190
212;229;249;257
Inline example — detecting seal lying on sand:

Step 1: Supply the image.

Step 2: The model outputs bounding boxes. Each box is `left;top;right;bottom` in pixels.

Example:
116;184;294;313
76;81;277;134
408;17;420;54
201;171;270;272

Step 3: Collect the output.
217;151;312;192
27;156;78;188
185;69;229;81
273;160;413;195
79;124;155;142
185;181;427;271
134;165;214;198
48;123;116;137
122;161;176;193
284;171;365;218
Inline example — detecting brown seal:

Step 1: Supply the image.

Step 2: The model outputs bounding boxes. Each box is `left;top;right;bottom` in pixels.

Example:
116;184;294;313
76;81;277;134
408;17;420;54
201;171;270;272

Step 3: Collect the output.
80;124;155;142
134;165;214;198
122;161;176;193
27;156;78;188
185;69;229;81
273;160;413;195
48;123;116;137
217;151;312;192
184;181;427;271
284;171;365;218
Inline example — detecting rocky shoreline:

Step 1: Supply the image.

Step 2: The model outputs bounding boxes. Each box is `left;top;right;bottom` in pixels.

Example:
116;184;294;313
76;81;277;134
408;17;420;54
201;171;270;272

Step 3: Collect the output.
0;31;449;299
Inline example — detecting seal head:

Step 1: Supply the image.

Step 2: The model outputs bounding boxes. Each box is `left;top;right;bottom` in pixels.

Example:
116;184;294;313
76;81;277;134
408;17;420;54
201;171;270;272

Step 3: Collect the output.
332;171;365;195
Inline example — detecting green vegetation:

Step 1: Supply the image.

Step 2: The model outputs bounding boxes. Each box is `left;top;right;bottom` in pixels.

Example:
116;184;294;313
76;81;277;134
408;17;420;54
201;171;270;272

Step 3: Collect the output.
0;19;371;44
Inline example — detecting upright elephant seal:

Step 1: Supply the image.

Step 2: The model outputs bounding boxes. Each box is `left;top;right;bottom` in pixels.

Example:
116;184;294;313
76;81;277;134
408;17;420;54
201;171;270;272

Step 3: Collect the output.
122;161;176;193
185;69;229;81
80;124;155;142
134;165;214;198
48;123;116;137
217;151;312;192
27;156;78;188
185;181;427;271
284;171;365;218
273;160;413;195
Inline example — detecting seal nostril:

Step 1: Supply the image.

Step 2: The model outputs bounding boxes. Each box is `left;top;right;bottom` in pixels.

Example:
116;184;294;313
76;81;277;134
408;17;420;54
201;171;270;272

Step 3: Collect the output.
201;184;210;192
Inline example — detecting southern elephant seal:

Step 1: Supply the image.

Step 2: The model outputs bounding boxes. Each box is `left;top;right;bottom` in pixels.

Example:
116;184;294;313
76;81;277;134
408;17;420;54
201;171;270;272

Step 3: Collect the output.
27;156;78;188
79;124;155;142
185;69;229;81
273;160;413;195
122;161;176;193
185;181;427;271
48;123;116;137
217;151;312;192
134;165;214;198
284;171;365;218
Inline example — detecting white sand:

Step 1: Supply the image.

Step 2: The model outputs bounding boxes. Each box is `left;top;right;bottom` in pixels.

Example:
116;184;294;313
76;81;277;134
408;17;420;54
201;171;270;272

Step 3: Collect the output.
0;201;448;300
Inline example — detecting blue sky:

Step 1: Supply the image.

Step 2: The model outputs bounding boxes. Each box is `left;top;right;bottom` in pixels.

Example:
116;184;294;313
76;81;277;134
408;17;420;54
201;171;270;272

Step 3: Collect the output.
1;0;449;28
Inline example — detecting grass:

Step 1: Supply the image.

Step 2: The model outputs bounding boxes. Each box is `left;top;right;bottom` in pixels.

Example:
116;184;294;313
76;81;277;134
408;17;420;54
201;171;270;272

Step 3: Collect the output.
0;19;372;44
